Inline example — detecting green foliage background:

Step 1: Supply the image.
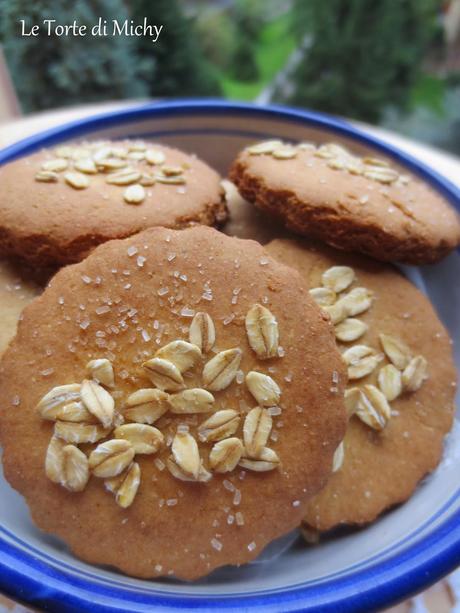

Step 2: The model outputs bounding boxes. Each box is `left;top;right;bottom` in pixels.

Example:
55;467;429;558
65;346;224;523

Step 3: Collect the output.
288;0;442;123
0;0;454;140
0;0;151;112
131;0;221;98
0;0;220;113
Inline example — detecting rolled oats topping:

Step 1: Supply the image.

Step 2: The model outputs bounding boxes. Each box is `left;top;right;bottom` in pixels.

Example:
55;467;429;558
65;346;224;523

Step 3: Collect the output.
245;139;405;185
54;421;110;444
124;388;170;424
362;156;390;168
379;334;411;370
128;142;146;153
38;306;286;507
142;357;185;392
89;439;135;478
243;407;273;458
36;383;81;420
35;170;59;183
245;371;281;407
334;318;368;343
344;387;361;418
86;358;115;388
59;445;90;492
49;401;95;423
239;447;280;472
308;262;429;438
322;301;348;325
378;364;402;401
189;312;216;353
64;171;90;190
46;439;90;492
146;149;166;165
80;379;115;428
54;145;75;159
166;457;212;483
93;146;114;163
272;146;297;160
402;355;428;392
245;304;279;359
363;166;399;184
72;146;93;160
106;168;142;186
342;345;374;365
33;141;195;207
246;140;283;155
342;346;383;380
123;184;145;205
348;354;383;380
209;438;244;473
74;158;98;175
161;164;184;177
332;442;345;472
139;172;156;186
171;432;201;480
155;340;201;373
339;287;373;317
114;423;164;454
315;143;348;159
197;409;240;443
202;348;242;391
42;158;68;173
105;461;140;508
322;266;355;293
45;436;67;484
355;390;386;431
97;157;128;171
362;384;392;421
154;173;186;185
309;287;336;307
168;388;214;414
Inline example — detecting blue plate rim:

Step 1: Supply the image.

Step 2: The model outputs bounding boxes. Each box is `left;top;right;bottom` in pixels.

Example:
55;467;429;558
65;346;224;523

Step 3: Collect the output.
0;98;459;612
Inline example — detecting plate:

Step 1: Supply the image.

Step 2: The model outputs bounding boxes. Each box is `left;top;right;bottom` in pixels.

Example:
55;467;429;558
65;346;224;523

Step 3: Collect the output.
0;100;459;613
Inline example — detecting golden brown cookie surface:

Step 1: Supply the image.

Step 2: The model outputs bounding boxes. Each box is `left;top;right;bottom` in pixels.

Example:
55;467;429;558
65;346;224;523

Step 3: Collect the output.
266;238;457;531
0;140;227;267
0;226;346;579
230;141;460;264
0;260;43;356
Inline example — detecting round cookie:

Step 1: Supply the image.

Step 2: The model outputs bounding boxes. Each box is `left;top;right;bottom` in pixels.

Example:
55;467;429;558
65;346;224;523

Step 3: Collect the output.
230;140;460;264
0;260;43;356
0;226;346;579
221;179;282;244
0;140;227;268
266;238;457;531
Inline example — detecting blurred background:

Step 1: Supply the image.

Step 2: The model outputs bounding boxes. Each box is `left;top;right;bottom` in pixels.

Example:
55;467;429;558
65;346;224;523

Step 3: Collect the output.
0;0;459;154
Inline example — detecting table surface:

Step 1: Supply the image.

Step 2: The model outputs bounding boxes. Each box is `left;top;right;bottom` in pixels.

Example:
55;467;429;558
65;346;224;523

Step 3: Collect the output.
0;102;458;613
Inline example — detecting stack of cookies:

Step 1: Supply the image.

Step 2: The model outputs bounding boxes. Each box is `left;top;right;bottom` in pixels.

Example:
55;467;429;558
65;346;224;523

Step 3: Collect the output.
0;136;458;579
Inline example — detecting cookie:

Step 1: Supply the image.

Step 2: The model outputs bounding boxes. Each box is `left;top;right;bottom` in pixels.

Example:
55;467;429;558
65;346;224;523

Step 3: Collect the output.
230;140;460;264
266;238;457;531
0;226;346;579
0;260;43;356
221;180;282;244
0;140;227;268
